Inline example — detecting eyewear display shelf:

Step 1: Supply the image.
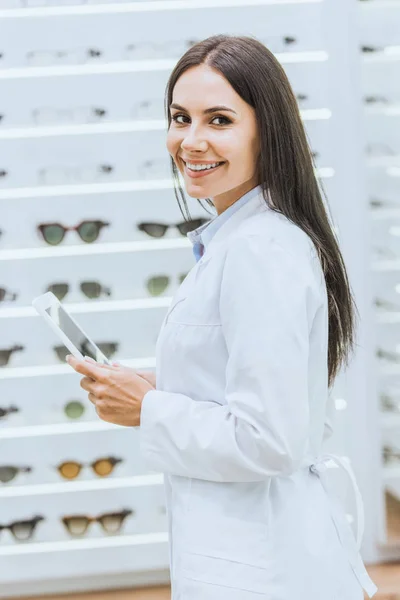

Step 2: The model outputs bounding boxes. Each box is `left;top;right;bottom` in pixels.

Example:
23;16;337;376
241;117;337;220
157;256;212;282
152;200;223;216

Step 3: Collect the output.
359;0;400;566
0;0;381;597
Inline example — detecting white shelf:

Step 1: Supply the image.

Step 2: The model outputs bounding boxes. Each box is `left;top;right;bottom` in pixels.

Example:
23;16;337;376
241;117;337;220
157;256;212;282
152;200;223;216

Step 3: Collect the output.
0;0;322;19
0;108;332;140
0;169;333;202
0;355;156;380
381;413;400;429
0;178;173;200
0;420;121;438
383;466;400;481
365;104;400;117
0;474;163;497
0;531;169;556
0;296;172;319
0;51;329;81
372;259;400;272
0;237;191;261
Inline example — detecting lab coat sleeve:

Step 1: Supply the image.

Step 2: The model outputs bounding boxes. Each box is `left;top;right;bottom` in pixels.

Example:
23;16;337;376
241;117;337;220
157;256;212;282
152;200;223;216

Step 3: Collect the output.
140;233;320;482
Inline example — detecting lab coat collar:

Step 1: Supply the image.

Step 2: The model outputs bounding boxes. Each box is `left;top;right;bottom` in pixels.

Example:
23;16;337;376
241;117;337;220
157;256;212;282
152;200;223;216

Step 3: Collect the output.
189;186;270;261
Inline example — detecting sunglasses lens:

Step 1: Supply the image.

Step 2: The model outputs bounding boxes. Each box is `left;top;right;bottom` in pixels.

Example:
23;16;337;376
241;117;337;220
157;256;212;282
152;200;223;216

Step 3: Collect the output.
41;225;65;245
97;343;118;357
11;519;38;541
78;222;100;243
59;462;81;479
54;346;68;362
64;400;85;419
0;466;18;483
63;516;89;536
80;281;101;298
147;276;169;296
0;288;5;301
93;459;114;477
139;223;167;238
48;283;69;301
177;218;209;236
99;511;131;533
0;350;11;367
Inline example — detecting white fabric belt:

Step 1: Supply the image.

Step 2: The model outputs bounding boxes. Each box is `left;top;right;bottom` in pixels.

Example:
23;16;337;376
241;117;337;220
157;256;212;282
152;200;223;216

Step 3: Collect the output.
309;453;378;598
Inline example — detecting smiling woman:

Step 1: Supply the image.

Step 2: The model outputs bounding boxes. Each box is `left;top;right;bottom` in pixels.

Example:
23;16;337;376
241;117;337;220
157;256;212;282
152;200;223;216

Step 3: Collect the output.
137;34;379;600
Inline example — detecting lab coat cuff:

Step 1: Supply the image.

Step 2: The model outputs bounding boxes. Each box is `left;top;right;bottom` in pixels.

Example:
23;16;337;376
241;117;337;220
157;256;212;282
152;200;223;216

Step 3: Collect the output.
139;388;165;471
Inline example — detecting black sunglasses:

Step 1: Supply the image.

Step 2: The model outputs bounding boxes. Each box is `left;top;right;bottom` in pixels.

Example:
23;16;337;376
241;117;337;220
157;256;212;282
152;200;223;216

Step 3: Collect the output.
37;220;110;245
137;218;210;239
54;342;118;363
0;405;19;419
0;288;18;302
0;345;24;367
47;281;111;301
0;465;32;483
0;516;44;541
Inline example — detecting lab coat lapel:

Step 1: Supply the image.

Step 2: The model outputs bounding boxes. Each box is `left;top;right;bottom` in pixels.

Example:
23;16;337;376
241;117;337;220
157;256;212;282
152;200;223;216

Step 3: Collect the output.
203;188;269;259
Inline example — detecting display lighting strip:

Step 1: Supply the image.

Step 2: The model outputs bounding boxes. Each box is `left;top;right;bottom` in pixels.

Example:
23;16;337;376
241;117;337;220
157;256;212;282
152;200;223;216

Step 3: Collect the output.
0;51;329;81
0;109;332;141
0;0;323;19
0;296;172;319
0;237;192;261
0;170;334;202
0;474;164;498
0;356;156;380
0;531;169;556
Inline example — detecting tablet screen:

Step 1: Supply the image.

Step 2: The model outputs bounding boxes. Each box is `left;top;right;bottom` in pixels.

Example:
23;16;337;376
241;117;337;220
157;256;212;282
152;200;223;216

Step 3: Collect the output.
45;303;109;363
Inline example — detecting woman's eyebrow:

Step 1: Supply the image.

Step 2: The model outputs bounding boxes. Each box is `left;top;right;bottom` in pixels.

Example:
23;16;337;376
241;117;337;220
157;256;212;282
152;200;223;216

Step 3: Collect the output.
170;103;237;115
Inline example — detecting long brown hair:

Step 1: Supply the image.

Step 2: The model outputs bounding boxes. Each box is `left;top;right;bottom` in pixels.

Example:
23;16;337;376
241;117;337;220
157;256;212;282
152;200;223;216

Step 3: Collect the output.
164;34;358;389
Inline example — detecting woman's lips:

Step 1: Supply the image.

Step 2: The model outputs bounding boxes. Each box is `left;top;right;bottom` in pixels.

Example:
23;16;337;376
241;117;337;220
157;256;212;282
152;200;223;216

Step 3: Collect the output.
183;161;226;179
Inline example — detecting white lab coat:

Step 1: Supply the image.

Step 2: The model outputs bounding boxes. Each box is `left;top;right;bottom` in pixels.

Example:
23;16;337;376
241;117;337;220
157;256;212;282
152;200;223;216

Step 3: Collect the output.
139;189;378;599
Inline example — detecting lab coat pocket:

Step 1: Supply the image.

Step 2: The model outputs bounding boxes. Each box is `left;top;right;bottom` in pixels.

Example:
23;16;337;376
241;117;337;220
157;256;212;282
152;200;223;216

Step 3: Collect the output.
180;551;270;598
165;296;188;324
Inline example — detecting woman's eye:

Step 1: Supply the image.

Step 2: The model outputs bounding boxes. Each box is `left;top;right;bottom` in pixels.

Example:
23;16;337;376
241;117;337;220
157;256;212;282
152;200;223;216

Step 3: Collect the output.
171;114;231;126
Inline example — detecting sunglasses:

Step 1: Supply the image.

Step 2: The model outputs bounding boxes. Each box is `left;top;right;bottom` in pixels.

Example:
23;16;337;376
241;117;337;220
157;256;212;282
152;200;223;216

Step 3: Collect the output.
0;405;19;419
64;400;85;419
0;345;24;367
137;218;209;239
62;509;133;536
147;273;188;296
47;281;111;301
56;456;123;480
0;465;32;484
37;220;110;245
54;342;118;363
0;288;18;302
0;516;44;541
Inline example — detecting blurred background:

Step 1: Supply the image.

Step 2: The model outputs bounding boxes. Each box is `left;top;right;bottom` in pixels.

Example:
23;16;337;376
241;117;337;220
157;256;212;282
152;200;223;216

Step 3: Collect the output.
0;0;399;598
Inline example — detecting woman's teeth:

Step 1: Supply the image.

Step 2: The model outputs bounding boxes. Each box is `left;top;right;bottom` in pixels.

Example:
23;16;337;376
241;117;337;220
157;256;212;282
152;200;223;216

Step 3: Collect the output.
186;161;224;171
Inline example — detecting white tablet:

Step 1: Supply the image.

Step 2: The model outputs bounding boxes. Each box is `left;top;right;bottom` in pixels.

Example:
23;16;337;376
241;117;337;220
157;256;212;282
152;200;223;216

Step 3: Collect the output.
32;291;112;365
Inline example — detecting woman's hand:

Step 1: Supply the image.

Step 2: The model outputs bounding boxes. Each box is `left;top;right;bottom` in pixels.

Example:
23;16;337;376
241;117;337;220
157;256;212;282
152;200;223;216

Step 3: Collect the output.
66;355;156;427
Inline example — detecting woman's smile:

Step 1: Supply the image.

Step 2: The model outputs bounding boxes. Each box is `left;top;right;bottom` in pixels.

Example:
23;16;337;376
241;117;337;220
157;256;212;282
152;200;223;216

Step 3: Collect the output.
184;160;226;179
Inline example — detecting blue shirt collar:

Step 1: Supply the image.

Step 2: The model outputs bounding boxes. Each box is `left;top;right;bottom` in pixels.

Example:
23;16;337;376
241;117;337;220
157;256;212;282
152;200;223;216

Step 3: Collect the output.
187;184;263;252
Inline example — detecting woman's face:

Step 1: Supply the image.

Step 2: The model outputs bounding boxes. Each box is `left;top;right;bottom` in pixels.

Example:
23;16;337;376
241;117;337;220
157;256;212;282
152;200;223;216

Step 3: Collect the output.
166;64;261;214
